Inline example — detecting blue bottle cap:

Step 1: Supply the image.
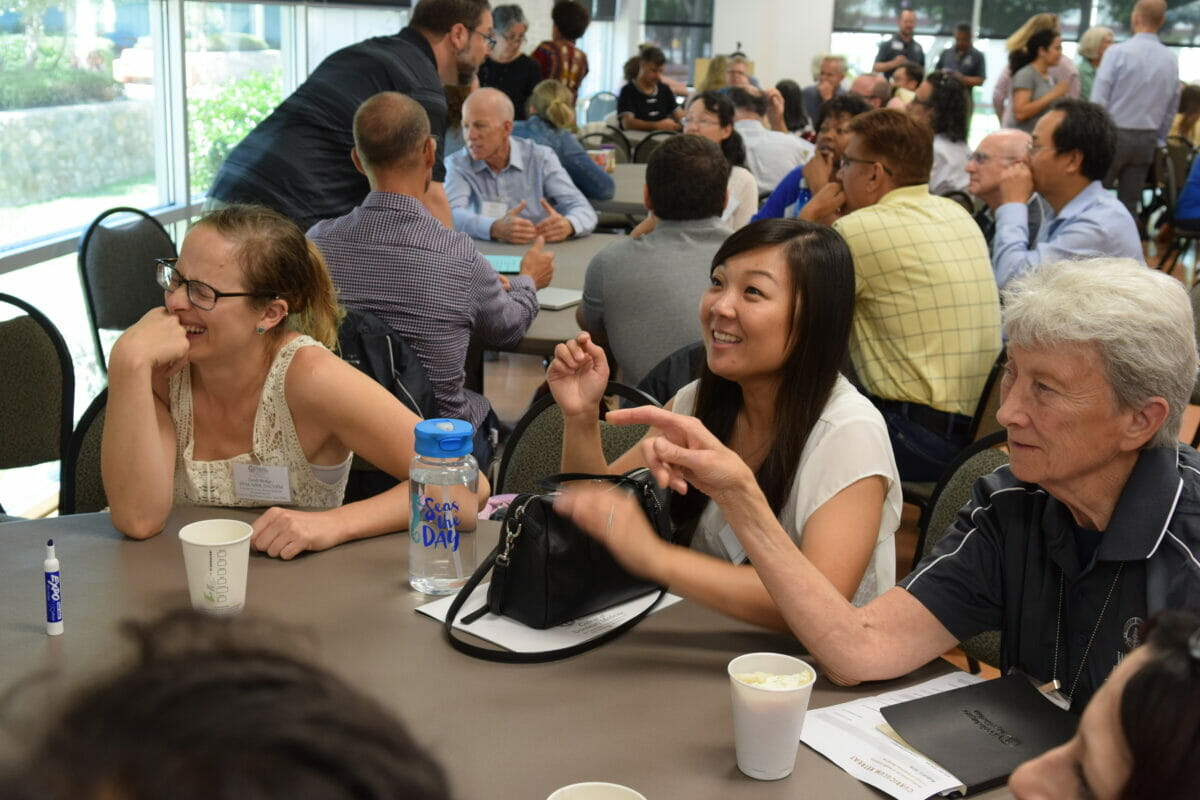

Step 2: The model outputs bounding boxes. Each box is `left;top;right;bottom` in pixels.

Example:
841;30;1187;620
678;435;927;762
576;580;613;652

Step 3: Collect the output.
414;418;476;458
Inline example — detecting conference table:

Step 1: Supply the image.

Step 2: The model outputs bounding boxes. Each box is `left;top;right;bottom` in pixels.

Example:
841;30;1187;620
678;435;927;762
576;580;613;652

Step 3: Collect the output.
476;232;622;356
591;163;648;218
0;508;1012;799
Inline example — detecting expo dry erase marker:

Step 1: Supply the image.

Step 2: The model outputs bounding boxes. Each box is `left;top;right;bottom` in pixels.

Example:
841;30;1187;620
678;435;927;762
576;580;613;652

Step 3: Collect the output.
44;539;62;635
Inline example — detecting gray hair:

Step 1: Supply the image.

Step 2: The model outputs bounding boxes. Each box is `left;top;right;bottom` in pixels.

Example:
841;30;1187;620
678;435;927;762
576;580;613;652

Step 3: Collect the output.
1002;259;1197;448
491;4;526;33
1078;26;1114;60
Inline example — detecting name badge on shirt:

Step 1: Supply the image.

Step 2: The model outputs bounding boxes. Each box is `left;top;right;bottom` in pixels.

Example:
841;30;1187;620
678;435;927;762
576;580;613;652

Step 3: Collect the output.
717;523;748;565
232;463;292;504
481;199;508;219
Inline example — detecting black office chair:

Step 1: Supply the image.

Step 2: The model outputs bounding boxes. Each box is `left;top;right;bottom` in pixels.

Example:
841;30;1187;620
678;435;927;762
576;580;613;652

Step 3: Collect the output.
77;206;176;372
0;293;75;514
633;130;678;163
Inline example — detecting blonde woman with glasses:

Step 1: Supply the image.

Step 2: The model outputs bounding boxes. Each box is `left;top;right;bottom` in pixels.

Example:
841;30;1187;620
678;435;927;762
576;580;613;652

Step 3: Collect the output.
103;206;486;559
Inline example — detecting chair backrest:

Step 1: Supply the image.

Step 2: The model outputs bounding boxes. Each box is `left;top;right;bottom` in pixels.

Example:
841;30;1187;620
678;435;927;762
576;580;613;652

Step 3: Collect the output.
77;207;176;371
636;340;704;406
968;350;1008;442
633;130;679;164
496;382;661;495
60;389;108;515
912;430;1009;668
581;91;618;124
1155;141;1195;218
578;128;631;164
0;294;75;493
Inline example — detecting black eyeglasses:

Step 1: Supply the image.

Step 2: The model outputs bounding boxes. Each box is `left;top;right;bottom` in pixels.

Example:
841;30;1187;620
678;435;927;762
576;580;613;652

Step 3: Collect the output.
839;155;894;176
471;27;497;49
156;259;272;311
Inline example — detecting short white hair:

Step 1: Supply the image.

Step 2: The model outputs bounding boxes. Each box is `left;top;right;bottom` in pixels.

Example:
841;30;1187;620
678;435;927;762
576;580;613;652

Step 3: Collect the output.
1002;259;1198;448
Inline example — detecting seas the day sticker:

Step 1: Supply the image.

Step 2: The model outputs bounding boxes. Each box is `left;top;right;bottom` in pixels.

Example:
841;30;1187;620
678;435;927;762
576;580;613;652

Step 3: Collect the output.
232;463;292;504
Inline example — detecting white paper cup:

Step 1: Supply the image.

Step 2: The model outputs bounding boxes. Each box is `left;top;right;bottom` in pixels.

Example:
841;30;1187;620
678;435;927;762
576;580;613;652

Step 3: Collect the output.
178;519;253;615
546;783;647;800
727;652;816;780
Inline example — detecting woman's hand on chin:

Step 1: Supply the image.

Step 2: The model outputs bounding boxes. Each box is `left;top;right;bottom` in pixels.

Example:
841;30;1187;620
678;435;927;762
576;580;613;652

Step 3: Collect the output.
251;507;342;560
554;484;670;581
111;308;191;378
606;406;756;503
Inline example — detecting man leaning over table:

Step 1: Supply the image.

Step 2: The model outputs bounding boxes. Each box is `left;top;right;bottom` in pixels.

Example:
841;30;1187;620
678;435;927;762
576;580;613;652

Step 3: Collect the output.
556;258;1200;712
444;87;597;243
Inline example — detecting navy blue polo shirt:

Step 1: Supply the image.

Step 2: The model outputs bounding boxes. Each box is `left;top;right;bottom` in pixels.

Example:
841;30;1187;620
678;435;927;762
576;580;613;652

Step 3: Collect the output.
210;27;448;231
875;33;925;78
936;46;987;80
902;445;1200;709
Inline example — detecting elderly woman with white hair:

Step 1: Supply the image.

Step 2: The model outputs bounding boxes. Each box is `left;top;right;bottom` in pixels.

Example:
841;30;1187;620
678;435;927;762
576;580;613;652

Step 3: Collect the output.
554;258;1200;711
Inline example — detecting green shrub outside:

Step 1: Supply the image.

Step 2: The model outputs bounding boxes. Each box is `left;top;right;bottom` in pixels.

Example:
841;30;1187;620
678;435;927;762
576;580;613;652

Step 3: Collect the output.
199;32;269;51
0;34;120;110
188;68;282;195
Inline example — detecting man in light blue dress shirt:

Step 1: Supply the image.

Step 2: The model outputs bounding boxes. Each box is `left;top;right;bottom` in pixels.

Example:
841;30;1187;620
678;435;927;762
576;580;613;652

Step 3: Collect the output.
444;87;597;242
1090;0;1179;218
992;99;1143;288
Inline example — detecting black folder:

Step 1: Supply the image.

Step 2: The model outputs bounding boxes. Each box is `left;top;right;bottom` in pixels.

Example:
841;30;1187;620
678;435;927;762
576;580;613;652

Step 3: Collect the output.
880;674;1079;795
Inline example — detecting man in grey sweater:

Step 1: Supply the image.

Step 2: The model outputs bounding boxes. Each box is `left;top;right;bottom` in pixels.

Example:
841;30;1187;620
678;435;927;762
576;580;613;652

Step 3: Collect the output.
577;135;731;385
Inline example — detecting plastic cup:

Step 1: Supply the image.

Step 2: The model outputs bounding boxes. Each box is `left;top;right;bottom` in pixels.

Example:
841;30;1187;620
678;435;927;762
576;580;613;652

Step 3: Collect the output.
546;783;647;800
727;652;816;780
178;519;253;615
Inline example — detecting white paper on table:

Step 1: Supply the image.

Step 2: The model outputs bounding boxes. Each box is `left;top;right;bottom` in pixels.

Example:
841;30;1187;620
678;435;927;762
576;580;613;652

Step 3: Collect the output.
799;671;984;800
415;581;683;652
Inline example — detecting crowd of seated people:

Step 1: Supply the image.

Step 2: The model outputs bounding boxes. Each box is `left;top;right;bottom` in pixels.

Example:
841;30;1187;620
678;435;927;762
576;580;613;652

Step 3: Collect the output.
15;0;1200;792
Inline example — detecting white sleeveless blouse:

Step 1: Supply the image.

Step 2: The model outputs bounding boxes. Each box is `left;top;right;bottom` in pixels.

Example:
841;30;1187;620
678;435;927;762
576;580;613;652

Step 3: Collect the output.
170;335;351;509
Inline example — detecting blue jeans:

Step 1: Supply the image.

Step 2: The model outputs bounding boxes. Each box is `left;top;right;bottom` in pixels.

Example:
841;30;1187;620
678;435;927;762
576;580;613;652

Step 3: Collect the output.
872;400;972;483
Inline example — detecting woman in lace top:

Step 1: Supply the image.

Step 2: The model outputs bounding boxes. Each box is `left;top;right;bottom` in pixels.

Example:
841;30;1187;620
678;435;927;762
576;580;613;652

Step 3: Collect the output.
546;220;901;629
103;205;471;559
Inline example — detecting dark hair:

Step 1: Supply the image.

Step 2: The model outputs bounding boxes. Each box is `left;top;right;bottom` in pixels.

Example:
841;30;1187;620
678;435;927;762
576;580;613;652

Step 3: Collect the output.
895;60;924;85
1047;98;1117;181
774;79;809;132
673;220;856;529
646;134;730;220
1009;28;1059;74
353;91;431;169
689;90;746;167
1118;609;1200;800
639;45;666;67
815;94;871;133
955;22;972;36
847;108;932;186
551;0;590;41
197;206;342;348
409;0;490;35
926;70;969;143
491;3;525;32
1177;84;1200;140
727;87;766;117
0;610;451;800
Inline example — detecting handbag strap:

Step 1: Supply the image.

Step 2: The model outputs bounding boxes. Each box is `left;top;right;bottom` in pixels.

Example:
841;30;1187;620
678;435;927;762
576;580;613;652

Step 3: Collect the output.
442;542;668;664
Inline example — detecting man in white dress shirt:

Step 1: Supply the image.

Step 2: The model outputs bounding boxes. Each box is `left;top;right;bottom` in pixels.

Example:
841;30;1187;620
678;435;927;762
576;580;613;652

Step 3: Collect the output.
728;87;814;194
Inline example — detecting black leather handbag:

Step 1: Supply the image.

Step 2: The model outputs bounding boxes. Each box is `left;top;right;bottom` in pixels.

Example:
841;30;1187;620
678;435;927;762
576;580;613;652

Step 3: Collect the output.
444;469;672;662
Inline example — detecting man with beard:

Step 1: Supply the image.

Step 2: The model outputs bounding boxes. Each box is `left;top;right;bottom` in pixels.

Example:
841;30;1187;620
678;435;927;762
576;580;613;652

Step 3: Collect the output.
208;0;493;231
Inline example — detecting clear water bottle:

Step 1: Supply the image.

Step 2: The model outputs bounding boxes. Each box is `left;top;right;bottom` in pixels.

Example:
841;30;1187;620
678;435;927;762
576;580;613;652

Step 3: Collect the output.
409;418;478;595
